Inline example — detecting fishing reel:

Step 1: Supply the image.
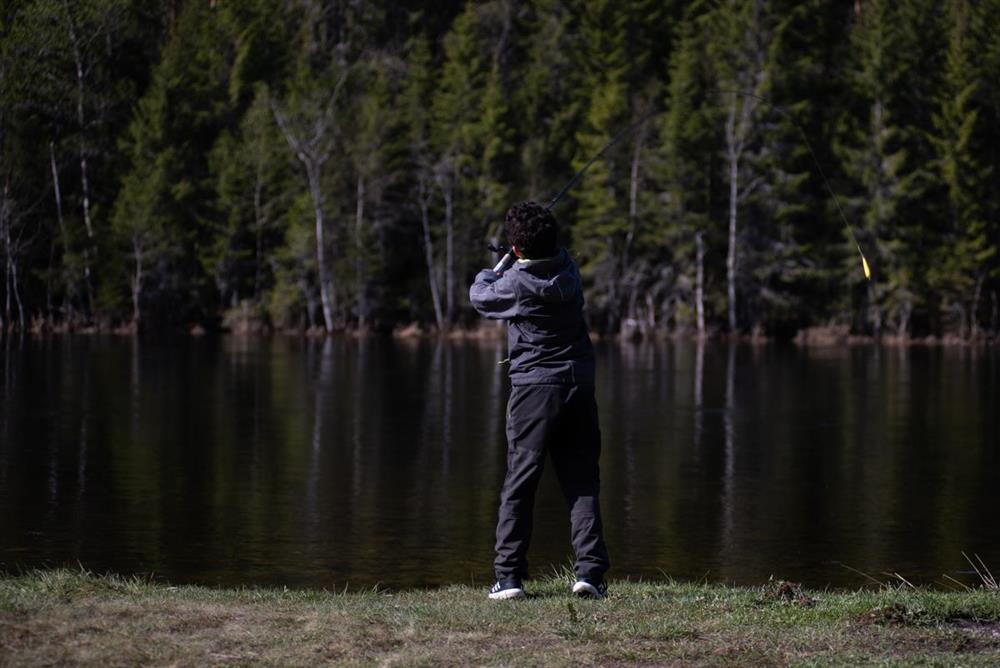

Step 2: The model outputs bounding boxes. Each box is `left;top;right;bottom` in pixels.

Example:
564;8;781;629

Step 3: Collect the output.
489;243;515;274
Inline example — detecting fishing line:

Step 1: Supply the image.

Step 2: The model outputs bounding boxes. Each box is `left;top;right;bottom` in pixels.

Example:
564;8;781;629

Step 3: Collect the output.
544;109;661;211
543;89;872;281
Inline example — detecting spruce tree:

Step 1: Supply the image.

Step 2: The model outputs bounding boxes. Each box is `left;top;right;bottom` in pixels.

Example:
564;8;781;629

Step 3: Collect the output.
431;1;514;325
977;0;1000;334
509;0;579;202
744;0;846;336
568;0;631;332
401;30;445;329
655;1;724;336
347;56;408;330
206;84;291;322
709;0;775;334
112;1;233;327
927;0;995;337
835;0;936;338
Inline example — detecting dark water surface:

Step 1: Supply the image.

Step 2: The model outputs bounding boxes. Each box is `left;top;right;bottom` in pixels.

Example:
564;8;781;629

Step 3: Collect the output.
2;336;998;590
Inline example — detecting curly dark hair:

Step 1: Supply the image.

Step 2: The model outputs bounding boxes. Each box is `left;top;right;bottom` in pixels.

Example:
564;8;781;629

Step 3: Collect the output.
505;201;559;259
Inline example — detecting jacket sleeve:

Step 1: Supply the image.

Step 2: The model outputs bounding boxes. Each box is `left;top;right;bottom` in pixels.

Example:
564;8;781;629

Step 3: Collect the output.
469;269;520;320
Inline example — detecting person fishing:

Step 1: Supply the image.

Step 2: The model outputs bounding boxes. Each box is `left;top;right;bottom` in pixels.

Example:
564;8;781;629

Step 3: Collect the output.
469;201;610;600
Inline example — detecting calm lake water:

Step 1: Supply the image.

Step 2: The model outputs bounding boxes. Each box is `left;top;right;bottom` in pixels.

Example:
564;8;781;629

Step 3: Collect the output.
2;336;998;590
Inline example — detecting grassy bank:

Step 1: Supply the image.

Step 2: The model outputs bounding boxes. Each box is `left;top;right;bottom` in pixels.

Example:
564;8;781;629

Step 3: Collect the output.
2;570;1000;666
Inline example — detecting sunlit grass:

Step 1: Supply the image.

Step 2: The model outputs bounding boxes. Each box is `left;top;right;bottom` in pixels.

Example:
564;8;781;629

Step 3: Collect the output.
2;567;999;666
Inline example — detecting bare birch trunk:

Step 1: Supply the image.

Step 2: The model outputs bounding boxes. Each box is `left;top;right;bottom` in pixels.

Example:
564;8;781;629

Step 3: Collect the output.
49;141;72;320
725;101;740;335
271;73;350;335
252;155;265;300
695;231;705;338
867;283;882;338
897;299;911;340
970;275;983;339
991;290;998;335
2;178;9;330
2;243;8;331
1;180;24;330
442;176;455;325
355;173;366;329
63;0;95;314
418;175;444;330
307;165;335;333
300;279;316;329
625;122;646;269
129;234;142;327
869;99;887;337
615;132;644;336
11;258;23;331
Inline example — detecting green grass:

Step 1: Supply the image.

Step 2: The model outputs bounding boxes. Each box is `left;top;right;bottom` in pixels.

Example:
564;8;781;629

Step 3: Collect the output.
1;569;999;666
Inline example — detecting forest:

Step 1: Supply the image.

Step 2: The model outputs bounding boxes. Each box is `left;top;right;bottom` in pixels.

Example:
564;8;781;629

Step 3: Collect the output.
1;0;998;340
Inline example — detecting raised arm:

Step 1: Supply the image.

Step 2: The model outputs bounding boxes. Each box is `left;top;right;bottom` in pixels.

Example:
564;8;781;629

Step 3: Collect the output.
469;269;520;320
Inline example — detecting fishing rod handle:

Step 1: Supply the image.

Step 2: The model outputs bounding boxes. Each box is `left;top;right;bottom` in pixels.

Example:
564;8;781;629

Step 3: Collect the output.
493;252;515;275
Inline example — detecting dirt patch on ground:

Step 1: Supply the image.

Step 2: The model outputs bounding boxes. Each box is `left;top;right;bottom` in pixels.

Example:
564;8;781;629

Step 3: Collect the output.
952;620;1000;641
760;580;816;607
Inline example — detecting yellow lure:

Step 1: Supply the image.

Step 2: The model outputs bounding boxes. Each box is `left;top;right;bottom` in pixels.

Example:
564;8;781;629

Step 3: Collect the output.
857;244;871;281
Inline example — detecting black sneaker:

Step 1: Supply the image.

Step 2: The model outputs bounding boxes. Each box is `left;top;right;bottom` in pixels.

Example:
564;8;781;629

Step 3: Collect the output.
572;578;607;600
488;575;525;600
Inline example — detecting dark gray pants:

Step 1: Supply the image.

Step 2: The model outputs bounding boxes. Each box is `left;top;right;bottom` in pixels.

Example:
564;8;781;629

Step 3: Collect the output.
495;383;610;582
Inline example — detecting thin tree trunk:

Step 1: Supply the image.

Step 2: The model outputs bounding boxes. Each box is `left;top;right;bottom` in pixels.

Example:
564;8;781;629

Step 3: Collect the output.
625;126;643;268
970;275;983;339
355;173;366;329
271;80;349;335
129;234;143;327
306;165;335;333
3;223;9;330
722;60;760;335
442;176;455;325
695;230;705;338
2;178;10;330
46;234;55;320
49;141;75;319
897;299;911;339
252;154;264;300
418;176;444;330
613;131;645;337
869;99;887;338
726;102;739;334
63;0;95;315
0;97;5;331
867;283;882;338
12;257;23;330
990;290;998;335
3;248;8;330
300;279;316;329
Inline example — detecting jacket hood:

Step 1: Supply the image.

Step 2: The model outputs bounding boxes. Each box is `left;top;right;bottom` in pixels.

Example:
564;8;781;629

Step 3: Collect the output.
513;248;581;304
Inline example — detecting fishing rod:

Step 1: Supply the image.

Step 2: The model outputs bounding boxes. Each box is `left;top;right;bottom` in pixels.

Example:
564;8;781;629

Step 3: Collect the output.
489;111;662;275
491;246;516;274
541;89;872;281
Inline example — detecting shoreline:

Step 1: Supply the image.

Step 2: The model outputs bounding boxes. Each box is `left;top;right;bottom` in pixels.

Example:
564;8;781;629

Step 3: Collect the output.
2;569;999;666
6;321;1000;348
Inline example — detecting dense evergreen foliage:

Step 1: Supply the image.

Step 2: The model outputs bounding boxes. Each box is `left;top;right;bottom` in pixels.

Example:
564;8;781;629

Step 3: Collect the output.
1;0;998;339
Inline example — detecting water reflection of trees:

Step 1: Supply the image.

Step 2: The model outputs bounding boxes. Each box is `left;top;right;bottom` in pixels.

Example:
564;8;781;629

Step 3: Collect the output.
2;338;999;588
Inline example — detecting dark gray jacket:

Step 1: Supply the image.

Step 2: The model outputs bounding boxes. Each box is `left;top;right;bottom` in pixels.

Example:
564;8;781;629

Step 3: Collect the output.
469;248;595;386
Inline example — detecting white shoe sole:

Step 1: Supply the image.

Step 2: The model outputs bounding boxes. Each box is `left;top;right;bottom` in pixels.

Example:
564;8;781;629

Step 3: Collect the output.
488;587;525;600
572;581;604;599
